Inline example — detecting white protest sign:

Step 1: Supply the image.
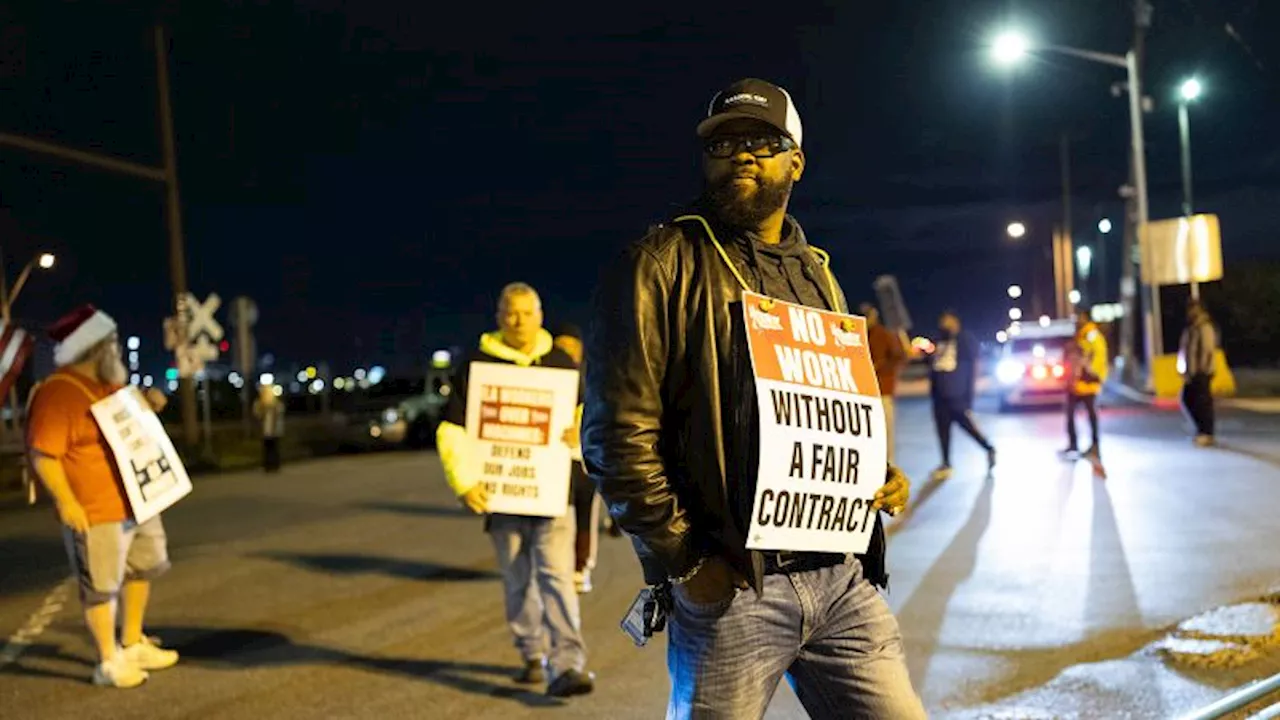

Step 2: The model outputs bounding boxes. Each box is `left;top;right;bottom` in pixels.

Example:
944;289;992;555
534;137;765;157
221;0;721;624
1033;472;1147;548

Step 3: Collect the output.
463;362;579;518
90;387;193;524
742;292;887;554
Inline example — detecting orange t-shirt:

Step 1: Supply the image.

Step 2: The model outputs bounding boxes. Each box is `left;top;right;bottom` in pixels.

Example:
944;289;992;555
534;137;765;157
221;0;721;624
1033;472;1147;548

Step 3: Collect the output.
27;369;129;525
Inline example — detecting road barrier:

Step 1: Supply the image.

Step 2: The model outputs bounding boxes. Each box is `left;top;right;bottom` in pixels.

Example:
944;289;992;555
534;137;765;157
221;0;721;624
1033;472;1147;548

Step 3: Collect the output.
1176;672;1280;720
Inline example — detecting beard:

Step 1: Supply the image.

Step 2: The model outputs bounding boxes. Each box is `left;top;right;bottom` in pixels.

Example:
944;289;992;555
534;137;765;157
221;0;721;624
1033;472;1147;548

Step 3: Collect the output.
97;349;128;386
704;172;794;229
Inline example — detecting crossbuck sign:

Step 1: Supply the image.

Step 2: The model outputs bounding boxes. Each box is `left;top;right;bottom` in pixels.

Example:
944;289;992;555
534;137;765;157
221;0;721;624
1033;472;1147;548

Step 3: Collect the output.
184;292;224;343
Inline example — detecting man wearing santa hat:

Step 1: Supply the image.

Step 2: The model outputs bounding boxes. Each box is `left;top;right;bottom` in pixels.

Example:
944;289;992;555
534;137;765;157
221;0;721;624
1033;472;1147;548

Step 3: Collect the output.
26;305;179;688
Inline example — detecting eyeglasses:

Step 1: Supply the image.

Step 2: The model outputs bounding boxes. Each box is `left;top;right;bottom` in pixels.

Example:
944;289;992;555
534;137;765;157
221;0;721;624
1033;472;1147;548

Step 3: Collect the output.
703;134;796;159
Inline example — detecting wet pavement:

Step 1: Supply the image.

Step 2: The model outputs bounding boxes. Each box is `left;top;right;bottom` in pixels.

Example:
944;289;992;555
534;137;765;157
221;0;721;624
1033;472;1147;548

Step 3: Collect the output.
0;396;1277;718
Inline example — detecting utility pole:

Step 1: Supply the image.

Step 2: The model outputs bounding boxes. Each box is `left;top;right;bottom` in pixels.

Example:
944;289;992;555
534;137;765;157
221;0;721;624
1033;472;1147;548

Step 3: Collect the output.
0;23;199;446
155;24;199;447
1131;0;1161;371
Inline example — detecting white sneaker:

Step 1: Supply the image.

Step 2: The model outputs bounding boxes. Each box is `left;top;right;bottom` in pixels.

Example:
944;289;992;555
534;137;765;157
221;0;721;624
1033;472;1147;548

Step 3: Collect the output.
121;636;179;671
574;570;593;594
92;653;148;688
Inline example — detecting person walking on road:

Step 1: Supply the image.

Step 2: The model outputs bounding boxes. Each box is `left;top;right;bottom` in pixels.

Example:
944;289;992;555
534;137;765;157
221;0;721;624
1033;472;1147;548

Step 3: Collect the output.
1179;300;1219;447
861;302;908;463
25;305;180;688
583;78;924;720
435;283;595;698
551;322;604;594
1062;311;1109;461
929;310;995;481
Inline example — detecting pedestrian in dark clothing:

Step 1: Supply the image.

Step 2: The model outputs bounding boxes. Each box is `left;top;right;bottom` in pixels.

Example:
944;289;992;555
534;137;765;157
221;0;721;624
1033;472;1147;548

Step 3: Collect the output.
929;310;995;480
1179;301;1218;446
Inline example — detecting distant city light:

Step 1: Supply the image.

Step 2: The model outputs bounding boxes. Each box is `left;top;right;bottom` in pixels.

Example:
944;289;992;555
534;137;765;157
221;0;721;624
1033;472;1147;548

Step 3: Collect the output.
167;380;178;392
1068;289;1082;305
368;366;387;385
1008;324;1022;336
996;330;1009;343
130;373;141;386
310;379;325;394
38;253;56;269
354;368;368;381
260;373;275;386
1097;218;1113;234
1006;222;1027;239
272;385;283;397
334;377;346;390
1009;308;1023;321
1007;285;1023;299
296;370;309;383
142;375;154;388
1039;315;1052;327
1077;245;1094;278
432;350;451;369
305;366;317;379
127;336;141;350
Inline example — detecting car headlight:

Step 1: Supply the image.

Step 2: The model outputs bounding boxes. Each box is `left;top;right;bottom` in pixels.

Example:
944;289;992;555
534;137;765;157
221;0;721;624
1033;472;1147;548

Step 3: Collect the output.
996;359;1025;385
383;408;399;424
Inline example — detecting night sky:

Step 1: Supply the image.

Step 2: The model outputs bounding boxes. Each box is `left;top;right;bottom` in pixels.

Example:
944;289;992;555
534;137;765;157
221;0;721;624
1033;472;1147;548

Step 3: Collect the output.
2;0;1278;376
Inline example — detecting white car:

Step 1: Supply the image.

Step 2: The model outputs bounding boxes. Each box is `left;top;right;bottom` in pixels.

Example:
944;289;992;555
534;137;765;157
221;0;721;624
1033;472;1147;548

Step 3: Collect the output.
994;320;1077;411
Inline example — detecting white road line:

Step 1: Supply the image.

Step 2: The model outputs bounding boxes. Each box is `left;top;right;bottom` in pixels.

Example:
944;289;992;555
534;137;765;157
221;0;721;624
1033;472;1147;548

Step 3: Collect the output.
0;579;72;669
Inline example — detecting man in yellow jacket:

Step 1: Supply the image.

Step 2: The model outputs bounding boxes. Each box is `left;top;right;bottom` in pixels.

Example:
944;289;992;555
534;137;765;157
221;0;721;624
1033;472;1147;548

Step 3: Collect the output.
1064;311;1109;459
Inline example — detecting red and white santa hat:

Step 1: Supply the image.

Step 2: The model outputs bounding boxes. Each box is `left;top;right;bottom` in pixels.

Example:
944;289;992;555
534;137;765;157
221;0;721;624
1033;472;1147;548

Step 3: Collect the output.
49;304;117;367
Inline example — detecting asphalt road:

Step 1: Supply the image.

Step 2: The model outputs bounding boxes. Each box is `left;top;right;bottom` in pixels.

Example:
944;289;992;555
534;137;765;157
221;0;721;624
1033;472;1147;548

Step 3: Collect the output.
1;396;1278;719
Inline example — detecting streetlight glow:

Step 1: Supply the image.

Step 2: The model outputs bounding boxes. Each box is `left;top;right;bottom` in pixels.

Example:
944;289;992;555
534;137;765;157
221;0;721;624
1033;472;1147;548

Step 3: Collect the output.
1007;285;1023;299
1097;218;1113;234
1009;308;1023;321
1006;222;1027;239
38;253;56;269
1069;289;1082;305
1180;78;1202;102
992;31;1030;65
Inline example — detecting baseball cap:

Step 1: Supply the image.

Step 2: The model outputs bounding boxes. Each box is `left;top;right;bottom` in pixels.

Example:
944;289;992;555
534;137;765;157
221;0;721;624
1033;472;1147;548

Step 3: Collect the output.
696;78;803;148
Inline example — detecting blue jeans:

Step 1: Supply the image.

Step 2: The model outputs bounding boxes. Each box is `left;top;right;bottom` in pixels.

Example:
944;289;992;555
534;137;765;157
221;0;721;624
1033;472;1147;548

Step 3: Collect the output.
667;556;925;719
488;511;586;678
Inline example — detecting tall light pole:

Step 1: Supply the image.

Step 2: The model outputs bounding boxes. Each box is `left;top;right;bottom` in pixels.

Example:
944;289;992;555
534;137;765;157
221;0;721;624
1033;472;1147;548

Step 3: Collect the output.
1178;77;1202;300
0;251;56;435
989;26;1153;376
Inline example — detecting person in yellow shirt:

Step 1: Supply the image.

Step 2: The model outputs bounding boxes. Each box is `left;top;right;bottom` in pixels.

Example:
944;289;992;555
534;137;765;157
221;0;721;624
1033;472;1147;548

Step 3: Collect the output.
1063;311;1109;460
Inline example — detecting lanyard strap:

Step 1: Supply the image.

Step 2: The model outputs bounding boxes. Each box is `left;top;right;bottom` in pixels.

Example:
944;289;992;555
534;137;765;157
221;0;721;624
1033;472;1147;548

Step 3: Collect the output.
671;214;841;311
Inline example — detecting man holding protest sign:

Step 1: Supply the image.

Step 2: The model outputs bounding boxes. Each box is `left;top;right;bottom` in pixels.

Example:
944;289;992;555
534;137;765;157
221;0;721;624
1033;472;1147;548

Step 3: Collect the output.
435;283;595;698
26;305;180;688
583;78;924;719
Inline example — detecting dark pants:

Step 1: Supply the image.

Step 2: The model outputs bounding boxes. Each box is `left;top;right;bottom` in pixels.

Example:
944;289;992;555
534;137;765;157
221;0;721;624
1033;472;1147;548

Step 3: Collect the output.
1181;373;1216;437
263;437;281;472
571;470;598;574
1066;393;1100;453
932;396;992;466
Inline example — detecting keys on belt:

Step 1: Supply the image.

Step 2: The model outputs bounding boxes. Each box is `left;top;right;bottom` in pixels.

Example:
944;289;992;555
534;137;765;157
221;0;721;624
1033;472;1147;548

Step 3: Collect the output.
760;551;847;574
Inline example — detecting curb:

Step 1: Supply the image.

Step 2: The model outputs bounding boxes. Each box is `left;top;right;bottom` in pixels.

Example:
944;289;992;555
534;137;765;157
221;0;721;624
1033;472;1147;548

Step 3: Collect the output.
1156;591;1280;671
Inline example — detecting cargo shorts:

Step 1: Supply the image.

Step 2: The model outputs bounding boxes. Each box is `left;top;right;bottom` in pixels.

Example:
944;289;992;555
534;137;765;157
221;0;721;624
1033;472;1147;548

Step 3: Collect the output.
63;515;171;606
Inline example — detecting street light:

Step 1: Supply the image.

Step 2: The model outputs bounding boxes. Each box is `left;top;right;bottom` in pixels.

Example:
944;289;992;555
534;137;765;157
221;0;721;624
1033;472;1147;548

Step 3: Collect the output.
988;25;1154;373
1177;77;1201;218
1007;284;1023;299
1180;77;1202;102
1097;218;1113;234
992;31;1030;65
1009;308;1023;321
1069;289;1082;305
38;253;55;269
1006;222;1027;239
3;251;57;317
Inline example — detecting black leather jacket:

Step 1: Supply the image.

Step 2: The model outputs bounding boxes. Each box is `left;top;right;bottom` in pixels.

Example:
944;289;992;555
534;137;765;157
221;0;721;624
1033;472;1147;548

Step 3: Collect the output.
582;211;888;593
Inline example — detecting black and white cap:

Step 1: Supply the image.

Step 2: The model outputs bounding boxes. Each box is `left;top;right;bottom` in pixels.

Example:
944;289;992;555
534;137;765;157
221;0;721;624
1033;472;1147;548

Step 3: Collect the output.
696;78;803;148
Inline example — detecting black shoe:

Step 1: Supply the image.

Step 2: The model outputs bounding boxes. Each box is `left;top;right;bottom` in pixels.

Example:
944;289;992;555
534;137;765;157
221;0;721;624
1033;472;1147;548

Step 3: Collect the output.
546;669;595;697
987;448;997;471
515;659;545;685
